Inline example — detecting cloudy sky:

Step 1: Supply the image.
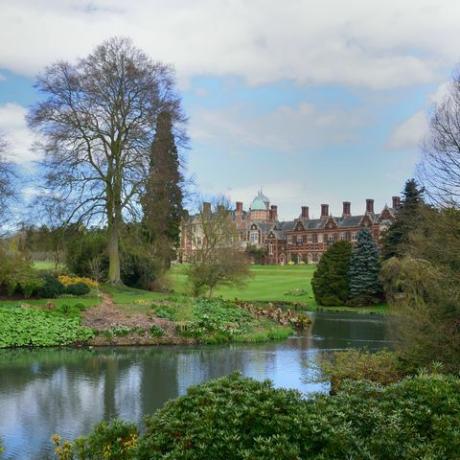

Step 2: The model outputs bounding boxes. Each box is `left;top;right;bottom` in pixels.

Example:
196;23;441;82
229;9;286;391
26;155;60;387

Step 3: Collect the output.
0;0;458;219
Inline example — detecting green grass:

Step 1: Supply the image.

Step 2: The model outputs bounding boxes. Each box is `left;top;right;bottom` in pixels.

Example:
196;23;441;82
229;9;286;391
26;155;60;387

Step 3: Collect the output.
32;260;65;271
167;264;387;314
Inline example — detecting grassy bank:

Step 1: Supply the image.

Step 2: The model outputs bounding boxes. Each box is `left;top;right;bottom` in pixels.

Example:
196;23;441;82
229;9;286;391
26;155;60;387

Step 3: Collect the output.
166;264;387;314
0;285;297;348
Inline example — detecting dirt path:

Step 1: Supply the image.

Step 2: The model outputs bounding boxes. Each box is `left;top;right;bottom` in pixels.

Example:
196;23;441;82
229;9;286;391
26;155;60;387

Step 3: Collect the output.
82;292;190;345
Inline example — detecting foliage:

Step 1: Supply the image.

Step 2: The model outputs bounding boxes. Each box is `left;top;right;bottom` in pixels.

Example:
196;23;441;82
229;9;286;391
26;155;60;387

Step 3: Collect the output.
311;241;352;305
0;240;42;297
57;373;460;460
321;349;404;393
120;236;159;290
53;420;138;460
381;205;460;373
348;229;383;305
0;307;94;348
381;256;460;373
58;275;98;289
187;201;251;297
149;324;165;337
37;273;65;298
65;229;109;279
141;111;184;270
65;282;91;296
246;244;267;264
381;178;425;260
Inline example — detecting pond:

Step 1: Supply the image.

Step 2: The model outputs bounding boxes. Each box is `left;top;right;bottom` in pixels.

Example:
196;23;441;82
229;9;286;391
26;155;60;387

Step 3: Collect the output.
0;312;390;460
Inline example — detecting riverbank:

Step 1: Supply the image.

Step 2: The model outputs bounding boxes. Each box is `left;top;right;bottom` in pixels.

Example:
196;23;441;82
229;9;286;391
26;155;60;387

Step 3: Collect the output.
0;288;304;348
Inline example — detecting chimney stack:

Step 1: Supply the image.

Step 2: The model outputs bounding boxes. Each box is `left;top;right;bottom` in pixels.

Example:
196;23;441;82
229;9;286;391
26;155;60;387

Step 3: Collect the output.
342;201;351;217
236;201;243;212
321;204;329;218
366;199;374;214
270;205;278;221
392;196;401;209
301;206;309;219
202;202;211;214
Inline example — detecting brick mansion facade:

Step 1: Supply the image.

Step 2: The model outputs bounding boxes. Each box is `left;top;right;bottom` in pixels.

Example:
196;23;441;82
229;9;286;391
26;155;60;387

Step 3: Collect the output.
179;190;400;264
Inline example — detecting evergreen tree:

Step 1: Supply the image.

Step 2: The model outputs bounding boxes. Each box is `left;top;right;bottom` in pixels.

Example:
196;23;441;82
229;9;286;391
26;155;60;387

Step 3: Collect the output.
348;229;382;306
312;241;352;306
381;178;425;259
142;111;184;270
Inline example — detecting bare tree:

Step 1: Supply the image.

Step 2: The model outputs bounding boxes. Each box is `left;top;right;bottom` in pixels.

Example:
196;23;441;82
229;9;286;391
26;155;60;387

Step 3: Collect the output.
187;199;250;297
419;74;460;207
0;134;15;225
28;37;185;283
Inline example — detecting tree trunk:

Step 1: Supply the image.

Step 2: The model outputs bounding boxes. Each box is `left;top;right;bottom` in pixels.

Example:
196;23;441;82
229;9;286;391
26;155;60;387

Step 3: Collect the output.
108;222;121;284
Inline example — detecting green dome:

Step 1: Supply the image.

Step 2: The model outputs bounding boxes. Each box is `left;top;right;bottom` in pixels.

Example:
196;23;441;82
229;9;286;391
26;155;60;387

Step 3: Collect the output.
250;190;270;210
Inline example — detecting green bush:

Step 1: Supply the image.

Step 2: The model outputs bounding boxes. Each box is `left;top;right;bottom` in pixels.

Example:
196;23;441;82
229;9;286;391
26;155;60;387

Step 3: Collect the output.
53;419;138;460
321;349;405;393
65;282;90;296
37;274;65;298
65;230;109;279
149;324;165;337
0;307;94;348
56;373;460;460
312;241;352;305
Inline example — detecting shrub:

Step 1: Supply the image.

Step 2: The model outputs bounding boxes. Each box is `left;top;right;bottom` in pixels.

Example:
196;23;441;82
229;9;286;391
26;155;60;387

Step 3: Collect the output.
53;420;138;460
58;275;98;289
149;324;165;337
120;250;158;290
37;274;65;298
65;230;109;278
321;349;405;393
312;241;352;305
65;283;90;296
57;373;460;460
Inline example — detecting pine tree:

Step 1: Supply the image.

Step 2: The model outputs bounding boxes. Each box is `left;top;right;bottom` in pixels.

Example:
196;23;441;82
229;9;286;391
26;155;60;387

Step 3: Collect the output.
311;241;352;306
381;178;425;260
142;111;184;270
348;229;382;306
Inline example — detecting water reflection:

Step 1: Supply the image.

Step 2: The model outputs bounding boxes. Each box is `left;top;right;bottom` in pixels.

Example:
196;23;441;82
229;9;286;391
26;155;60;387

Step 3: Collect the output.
0;312;389;460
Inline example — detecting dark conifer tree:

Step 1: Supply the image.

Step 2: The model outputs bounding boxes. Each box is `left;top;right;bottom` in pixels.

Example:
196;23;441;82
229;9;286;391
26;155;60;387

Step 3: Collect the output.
142;111;184;269
311;241;352;306
348;229;382;306
381;178;425;260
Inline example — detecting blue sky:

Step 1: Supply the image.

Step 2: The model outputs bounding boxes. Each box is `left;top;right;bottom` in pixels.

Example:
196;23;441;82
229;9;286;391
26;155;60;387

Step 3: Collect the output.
1;0;459;219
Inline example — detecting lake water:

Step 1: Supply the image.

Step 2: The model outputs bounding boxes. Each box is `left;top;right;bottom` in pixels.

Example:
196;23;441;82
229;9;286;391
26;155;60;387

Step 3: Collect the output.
0;312;390;460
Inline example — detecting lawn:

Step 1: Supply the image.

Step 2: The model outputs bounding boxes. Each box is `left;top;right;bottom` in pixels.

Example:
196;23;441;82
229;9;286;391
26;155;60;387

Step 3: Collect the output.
167;264;387;314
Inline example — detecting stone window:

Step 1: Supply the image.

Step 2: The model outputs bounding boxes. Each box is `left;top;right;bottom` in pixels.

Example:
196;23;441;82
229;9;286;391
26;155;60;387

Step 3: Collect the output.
250;231;259;244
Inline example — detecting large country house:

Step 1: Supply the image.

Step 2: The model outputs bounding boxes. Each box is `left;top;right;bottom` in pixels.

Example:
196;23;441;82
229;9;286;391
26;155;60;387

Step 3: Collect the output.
179;190;399;264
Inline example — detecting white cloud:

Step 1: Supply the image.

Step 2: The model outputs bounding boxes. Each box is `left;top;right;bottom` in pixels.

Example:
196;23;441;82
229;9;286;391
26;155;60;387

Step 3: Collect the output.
0;103;39;164
1;1;460;89
429;81;452;105
189;101;366;153
387;111;428;150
